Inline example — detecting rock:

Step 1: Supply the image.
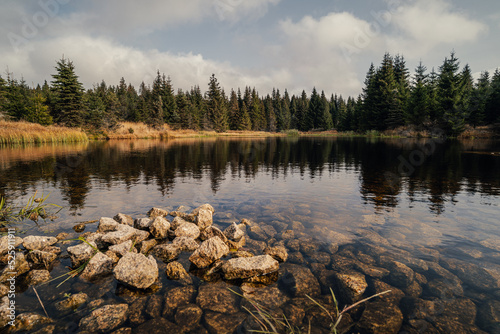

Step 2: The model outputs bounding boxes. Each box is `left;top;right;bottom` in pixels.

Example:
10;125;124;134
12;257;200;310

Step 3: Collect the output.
354;301;403;334
174;304;203;330
0;236;23;257
67;240;98;268
55;232;69;241
126;297;147;326
425;278;464;298
139;239;157;254
440;258;500;291
333;271;368;304
196;282;240;313
105;250;120;265
224;222;244;241
101;225;137;245
288;251;305;264
247;225;267;241
0;296;11;328
149;216;170;239
0;284;8;298
55;292;89;311
170;216;189;230
175;222;201;239
133;318;182;334
200;226;228;242
97;217;119;232
189;237;229;268
286;239;301;252
78;304;128;333
231;250;254;258
204;311;247;334
355;262;389;279
222;255;279;280
22;236;58;251
299;238;320;254
81;252;114;280
371;280;405;305
26;269;51;286
241;284;289;309
6;312;52;333
192;203;215;215
279;264;321;297
134;218;152;231
385;261;415;288
264;245;288;262
0;252;30;282
226;235;246;250
438;298;477;325
163;285;196;317
261;225;277;238
113;252;158;289
478;300;500;332
73;223;86;233
147;207;169;218
246;238;267;253
402;280;423;298
31;324;56;334
110;328;132;334
278;229;295;240
113;213;134;226
400;297;437;320
283;303;306;327
153;243;181;262
145;295;163;319
195;209;213;230
26;250;58;265
109;240;136;257
165;261;192;285
172;237;199;252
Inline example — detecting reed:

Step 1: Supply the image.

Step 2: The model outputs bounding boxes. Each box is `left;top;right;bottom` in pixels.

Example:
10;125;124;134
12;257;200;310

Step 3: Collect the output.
0;121;88;145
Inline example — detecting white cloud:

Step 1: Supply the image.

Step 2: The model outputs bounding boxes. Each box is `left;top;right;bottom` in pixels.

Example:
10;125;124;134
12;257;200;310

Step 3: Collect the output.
388;0;488;55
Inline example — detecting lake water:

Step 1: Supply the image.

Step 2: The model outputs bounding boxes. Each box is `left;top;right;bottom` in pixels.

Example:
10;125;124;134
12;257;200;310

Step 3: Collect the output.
1;137;499;333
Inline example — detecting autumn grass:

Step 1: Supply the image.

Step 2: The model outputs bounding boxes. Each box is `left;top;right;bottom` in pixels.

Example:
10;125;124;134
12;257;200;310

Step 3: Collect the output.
0;120;88;145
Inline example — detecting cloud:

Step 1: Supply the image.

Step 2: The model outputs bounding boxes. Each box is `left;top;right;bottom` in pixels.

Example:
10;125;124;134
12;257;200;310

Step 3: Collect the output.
388;0;488;55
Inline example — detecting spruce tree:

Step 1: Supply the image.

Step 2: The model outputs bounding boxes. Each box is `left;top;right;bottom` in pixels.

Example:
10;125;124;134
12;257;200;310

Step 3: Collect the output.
468;71;490;127
147;71;165;128
309;87;321;129
228;89;240;130
26;92;53;125
406;62;430;126
207;74;228;132
51;58;85;127
485;69;500;124
319;90;333;130
280;90;292;131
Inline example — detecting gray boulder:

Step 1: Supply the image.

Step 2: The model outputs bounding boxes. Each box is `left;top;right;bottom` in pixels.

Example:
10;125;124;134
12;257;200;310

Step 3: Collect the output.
147;207;169;218
109;240;136;257
200;226;228;242
153;243;181;262
134;218;152;231
97;217;119;232
81;252;114;281
174;222;200;239
222;254;279;280
149;217;170;239
172;237;199;252
26;270;51;286
101;225;137;245
195;209;213;230
189;237;229;268
192;203;215;216
224;222;244;241
113;213;134;226
67;240;98;267
113;252;158;289
264;245;288;262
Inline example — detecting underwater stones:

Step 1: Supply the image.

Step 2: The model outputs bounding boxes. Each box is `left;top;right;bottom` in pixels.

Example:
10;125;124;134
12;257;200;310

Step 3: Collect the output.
354;301;403;334
133;318;182;334
333;271;368;304
280;264;321;297
81;252;114;281
263;245;288;262
113;213;134;226
113;252;158;289
241;284;289;310
247;225;267;241
78;304;128;333
371;280;405;305
385;261;415;288
149;217;170;239
67;240;98;268
189;236;229;268
440;258;500;291
196;282;240;314
425;278;464;299
55;292;89;312
174;304;203;330
163;285;197;317
222;255;279;280
7;312;53;333
204;311;247;334
22;236;57;251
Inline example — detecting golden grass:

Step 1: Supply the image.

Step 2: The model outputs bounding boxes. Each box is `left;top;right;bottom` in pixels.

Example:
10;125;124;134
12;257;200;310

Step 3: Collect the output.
0;121;88;145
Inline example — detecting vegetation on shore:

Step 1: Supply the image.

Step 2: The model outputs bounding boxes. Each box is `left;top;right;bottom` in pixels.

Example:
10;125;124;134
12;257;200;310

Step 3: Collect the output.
1;52;499;139
0;120;88;145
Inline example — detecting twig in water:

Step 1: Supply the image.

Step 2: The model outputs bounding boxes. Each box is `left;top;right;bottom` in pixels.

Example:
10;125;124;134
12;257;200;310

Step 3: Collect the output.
33;287;49;318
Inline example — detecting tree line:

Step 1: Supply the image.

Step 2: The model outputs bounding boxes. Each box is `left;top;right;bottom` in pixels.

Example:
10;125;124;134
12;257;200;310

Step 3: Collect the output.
0;52;499;136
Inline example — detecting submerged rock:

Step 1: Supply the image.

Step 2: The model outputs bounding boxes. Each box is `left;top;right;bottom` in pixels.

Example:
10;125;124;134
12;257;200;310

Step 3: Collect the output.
222;255;279;280
241;284;289;309
7;312;52;333
279;264;321;297
196;282;240;314
133;318;182;334
189;237;229;268
354;301;403;334
26;250;58;265
174;304;203;330
78;304;128;333
55;292;89;311
333;271;368;304
22;236;58;251
264;245;288;262
385;261;415;288
113;252;158;289
163;285;197;317
165;261;192;285
440;258;500;291
204;311;247;334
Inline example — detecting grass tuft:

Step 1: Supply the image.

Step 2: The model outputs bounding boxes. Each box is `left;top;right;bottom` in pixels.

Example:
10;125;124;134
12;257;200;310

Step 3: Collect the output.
0;121;88;145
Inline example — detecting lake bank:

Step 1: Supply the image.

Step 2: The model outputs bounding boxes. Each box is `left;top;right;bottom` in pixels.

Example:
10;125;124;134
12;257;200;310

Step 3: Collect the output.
1;120;499;145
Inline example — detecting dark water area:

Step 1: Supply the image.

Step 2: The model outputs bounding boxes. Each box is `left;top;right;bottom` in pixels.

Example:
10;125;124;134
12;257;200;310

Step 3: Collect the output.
0;137;499;333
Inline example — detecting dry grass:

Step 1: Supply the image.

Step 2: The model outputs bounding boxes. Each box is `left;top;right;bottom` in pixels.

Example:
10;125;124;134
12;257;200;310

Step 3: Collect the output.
0;121;88;145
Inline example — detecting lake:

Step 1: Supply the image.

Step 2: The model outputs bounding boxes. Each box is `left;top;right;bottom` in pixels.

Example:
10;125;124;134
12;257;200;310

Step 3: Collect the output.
1;137;499;333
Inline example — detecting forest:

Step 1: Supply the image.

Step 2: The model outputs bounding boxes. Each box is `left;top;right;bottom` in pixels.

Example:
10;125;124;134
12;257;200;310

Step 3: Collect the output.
0;52;499;136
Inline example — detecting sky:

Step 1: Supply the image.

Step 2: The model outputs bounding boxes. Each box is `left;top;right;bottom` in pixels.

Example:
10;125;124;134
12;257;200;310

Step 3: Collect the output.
0;0;498;97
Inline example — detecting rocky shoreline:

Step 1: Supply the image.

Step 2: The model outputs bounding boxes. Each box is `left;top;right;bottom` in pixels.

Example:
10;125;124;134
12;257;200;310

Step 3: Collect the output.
0;204;499;333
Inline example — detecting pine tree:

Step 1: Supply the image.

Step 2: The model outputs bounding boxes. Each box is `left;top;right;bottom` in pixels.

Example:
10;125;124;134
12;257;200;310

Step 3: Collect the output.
0;75;6;118
249;88;265;130
161;74;178;124
176;89;194;129
280;90;291;131
207;74;228;132
26;92;53;125
309;87;321;129
406;62;430;126
318;90;333;130
4;75;31;121
391;54;410;128
264;95;276;132
147;71;165;128
468;71;490;127
360;63;377;131
51;58;85;127
228;89;240;130
84;88;106;129
238;102;251;130
485;69;500;124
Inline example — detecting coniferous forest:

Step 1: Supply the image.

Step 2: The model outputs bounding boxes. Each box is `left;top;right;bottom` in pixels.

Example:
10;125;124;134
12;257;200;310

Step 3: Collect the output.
1;52;499;136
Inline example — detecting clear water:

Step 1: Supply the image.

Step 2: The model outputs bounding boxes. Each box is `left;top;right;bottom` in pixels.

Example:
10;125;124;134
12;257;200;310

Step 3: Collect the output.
1;137;499;333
